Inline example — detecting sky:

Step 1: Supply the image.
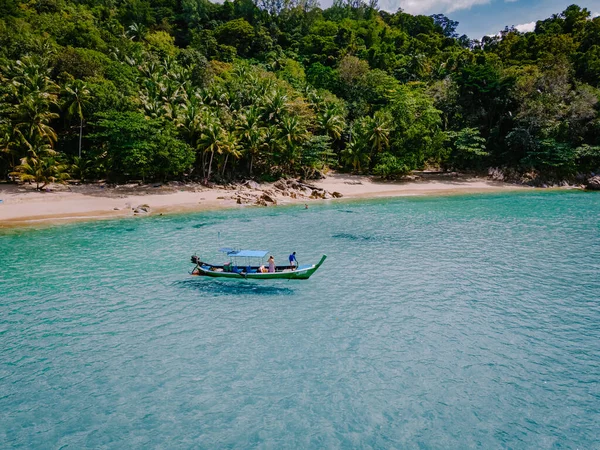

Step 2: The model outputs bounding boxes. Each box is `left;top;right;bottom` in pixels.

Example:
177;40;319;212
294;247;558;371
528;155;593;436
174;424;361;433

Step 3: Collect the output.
323;0;600;39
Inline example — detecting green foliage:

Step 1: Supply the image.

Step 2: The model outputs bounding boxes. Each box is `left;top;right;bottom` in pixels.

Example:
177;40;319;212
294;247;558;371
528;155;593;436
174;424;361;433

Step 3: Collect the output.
0;0;599;184
90;111;194;181
522;139;578;178
145;31;179;57
373;153;410;178
446;127;488;169
387;85;445;169
214;18;255;56
11;151;70;189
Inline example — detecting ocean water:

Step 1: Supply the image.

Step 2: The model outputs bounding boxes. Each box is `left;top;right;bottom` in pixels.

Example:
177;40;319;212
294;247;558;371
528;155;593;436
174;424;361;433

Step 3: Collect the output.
1;191;599;449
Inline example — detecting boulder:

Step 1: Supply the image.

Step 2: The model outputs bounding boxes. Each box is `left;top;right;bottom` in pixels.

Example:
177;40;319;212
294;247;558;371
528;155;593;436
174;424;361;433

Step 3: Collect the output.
245;180;261;190
273;180;287;191
134;204;151;213
261;193;277;205
586;175;600;191
331;191;343;198
254;197;268;206
488;167;504;181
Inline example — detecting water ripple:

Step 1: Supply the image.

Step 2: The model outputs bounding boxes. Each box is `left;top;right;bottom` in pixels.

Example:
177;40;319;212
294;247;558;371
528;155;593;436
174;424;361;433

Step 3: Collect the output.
0;191;599;448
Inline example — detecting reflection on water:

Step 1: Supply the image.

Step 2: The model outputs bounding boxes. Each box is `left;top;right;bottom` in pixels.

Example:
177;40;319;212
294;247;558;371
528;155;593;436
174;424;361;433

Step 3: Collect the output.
174;278;296;296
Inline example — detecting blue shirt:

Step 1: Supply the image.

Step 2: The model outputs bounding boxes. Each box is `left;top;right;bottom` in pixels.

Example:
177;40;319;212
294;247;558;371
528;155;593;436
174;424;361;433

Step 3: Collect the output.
289;254;297;262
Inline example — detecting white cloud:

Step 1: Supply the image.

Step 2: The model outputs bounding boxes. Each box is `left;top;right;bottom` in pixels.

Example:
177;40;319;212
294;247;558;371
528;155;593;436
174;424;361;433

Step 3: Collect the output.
381;0;490;15
515;21;536;33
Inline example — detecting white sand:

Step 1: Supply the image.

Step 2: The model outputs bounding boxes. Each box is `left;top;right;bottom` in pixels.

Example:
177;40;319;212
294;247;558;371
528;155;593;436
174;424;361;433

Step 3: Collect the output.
312;173;525;198
0;174;531;227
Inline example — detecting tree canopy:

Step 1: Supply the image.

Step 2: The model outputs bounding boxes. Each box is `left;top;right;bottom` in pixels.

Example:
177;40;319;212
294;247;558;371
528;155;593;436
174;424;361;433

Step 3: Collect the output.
1;1;599;185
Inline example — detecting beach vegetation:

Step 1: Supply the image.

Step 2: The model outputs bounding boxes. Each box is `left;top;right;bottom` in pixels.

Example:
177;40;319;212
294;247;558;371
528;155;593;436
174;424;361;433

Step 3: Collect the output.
0;1;599;184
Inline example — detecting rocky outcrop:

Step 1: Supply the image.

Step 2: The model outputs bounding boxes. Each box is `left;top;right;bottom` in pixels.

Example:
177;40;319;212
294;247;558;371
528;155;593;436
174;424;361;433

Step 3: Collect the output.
225;178;342;207
260;193;277;205
244;180;261;190
586;175;600;191
133;204;151;214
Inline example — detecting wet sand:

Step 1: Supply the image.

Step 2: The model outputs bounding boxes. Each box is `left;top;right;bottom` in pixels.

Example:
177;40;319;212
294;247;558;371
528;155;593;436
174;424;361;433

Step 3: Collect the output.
0;173;533;228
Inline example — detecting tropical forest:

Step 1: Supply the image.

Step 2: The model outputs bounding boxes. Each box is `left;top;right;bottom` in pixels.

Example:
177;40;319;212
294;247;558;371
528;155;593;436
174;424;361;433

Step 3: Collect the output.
1;0;599;185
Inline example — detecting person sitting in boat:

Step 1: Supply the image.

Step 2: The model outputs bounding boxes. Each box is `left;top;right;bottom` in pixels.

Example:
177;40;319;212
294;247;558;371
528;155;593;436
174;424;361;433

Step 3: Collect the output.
259;265;267;273
268;256;275;273
289;252;298;270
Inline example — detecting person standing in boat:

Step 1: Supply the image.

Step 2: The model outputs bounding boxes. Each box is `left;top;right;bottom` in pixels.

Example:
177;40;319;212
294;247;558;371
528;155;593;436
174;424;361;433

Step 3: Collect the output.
289;252;298;270
268;256;276;273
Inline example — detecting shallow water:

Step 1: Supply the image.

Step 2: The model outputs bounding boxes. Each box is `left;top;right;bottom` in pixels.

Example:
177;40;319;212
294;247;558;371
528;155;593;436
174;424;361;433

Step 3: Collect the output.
1;191;599;448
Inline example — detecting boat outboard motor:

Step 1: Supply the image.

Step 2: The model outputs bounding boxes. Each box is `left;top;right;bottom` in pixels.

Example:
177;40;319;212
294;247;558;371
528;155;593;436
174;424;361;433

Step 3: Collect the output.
191;255;201;264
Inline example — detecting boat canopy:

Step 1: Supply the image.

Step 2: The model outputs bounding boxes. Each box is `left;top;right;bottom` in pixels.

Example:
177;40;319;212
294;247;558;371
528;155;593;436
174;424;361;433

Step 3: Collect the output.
219;248;269;258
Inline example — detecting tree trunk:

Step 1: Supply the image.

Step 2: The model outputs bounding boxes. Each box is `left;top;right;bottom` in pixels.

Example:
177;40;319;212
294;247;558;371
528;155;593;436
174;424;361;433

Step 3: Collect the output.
222;154;229;177
200;151;206;179
207;151;214;181
249;154;253;175
78;117;83;158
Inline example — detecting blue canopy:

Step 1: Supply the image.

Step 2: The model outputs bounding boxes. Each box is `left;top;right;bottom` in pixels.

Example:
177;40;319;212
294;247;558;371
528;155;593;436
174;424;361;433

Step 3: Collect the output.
220;249;269;258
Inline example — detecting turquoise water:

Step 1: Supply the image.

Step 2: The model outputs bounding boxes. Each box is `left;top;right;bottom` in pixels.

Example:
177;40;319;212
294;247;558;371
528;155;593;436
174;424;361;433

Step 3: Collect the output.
1;191;599;448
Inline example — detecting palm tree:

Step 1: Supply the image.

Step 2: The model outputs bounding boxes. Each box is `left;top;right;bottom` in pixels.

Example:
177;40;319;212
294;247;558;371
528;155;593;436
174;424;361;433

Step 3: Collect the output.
177;99;205;147
127;22;147;42
263;90;288;123
198;115;236;182
13;96;59;150
341;138;370;173
279;114;309;173
317;103;346;141
219;130;241;177
365;111;391;157
236;106;264;175
62;80;91;158
262;125;281;171
5;56;60;162
11;155;69;189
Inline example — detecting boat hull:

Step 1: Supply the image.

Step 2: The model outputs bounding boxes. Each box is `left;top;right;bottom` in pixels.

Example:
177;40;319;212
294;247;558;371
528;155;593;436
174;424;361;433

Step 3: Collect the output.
191;255;327;280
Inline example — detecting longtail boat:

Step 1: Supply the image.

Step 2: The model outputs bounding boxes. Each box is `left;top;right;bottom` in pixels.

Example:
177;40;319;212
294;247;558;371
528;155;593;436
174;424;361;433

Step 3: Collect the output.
190;249;326;280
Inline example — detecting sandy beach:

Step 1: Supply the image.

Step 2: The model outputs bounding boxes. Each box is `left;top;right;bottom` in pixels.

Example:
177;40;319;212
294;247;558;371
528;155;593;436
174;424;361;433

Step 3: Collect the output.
0;173;533;228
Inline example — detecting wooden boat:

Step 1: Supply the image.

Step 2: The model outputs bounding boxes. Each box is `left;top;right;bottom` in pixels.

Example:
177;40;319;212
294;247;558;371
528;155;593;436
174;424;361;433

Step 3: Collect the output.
190;249;327;280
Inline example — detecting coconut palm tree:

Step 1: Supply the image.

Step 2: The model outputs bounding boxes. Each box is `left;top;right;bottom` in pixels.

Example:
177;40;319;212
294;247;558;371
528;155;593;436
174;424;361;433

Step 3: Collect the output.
4;56;60;163
365;111;391;156
263;90;288;123
62;80;91;158
219;130;241;177
13;96;60;150
11;154;69;189
317;103;346;141
341;138;370;173
177;99;205;147
236;106;265;175
279;114;309;173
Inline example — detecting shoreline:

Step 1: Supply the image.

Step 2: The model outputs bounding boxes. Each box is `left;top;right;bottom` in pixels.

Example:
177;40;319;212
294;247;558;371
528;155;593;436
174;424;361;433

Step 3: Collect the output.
0;173;571;229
